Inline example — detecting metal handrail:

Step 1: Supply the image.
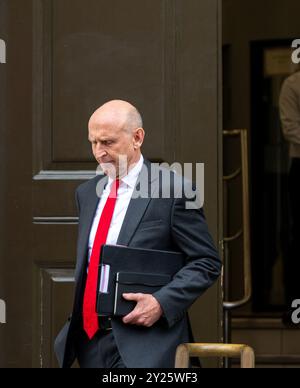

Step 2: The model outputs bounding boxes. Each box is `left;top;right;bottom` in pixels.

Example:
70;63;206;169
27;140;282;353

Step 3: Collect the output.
223;167;241;181
175;343;255;368
222;129;252;310
223;229;243;243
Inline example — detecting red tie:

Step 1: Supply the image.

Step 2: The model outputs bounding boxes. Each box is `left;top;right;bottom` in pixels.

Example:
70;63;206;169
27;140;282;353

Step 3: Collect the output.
83;178;120;339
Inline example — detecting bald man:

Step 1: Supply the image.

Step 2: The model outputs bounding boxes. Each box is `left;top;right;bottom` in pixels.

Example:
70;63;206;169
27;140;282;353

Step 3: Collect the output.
54;100;221;368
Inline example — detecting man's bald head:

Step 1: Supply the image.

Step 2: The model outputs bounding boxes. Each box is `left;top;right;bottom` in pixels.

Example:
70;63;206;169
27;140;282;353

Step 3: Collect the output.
89;100;143;134
88;100;145;178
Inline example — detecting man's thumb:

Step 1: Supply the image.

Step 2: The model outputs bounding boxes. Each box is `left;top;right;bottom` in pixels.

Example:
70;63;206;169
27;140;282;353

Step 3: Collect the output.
122;293;135;300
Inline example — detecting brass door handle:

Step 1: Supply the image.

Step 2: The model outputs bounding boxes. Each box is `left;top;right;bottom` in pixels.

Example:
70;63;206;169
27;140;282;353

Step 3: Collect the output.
222;129;252;310
175;343;255;368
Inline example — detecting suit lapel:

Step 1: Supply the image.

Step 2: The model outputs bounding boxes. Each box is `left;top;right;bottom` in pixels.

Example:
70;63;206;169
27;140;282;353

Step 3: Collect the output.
117;159;158;246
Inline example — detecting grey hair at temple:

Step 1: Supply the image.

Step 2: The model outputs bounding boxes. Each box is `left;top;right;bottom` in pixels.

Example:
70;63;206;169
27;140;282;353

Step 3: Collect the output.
124;105;144;133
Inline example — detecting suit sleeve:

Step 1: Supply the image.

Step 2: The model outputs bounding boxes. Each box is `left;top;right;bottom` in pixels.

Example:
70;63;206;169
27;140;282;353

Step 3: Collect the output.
153;183;222;328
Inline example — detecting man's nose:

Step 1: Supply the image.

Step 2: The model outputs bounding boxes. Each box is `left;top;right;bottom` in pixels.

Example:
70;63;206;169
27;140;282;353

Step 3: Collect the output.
95;148;107;159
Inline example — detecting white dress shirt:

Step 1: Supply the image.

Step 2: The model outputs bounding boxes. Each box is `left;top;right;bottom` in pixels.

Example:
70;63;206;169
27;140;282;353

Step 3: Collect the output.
88;155;144;261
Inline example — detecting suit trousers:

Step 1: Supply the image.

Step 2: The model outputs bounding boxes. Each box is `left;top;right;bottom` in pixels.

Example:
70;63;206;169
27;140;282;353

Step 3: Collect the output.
75;329;126;368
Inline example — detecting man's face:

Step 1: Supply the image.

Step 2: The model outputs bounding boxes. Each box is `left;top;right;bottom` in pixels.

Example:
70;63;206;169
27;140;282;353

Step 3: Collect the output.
88;120;136;178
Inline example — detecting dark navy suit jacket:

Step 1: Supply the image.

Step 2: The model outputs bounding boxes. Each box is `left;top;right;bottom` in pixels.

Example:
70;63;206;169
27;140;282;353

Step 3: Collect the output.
54;159;222;368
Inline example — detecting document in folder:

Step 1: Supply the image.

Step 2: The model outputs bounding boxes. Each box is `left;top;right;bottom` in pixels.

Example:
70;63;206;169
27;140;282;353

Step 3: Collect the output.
96;245;185;317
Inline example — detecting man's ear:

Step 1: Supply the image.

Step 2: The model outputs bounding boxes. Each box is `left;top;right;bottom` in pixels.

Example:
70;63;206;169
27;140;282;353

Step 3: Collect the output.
133;127;145;149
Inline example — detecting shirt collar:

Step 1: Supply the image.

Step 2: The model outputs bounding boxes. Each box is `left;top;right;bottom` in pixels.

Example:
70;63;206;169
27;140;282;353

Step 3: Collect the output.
107;154;144;189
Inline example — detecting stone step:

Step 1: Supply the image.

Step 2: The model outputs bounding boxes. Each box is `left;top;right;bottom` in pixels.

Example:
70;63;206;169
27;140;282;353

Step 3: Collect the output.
231;317;300;367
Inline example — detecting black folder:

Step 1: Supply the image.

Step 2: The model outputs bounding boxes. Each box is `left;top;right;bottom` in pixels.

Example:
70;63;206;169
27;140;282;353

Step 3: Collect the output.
96;245;185;317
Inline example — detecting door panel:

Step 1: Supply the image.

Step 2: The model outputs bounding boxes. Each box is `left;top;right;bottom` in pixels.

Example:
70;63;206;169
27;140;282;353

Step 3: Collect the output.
0;0;222;367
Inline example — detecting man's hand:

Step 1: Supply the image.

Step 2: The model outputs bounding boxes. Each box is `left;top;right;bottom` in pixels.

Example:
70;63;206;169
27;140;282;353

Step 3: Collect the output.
122;293;163;327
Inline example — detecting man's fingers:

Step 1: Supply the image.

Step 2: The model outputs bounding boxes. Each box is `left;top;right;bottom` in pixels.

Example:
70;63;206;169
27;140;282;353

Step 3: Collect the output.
121;293;159;327
122;294;144;324
122;313;134;324
122;308;139;324
122;293;142;301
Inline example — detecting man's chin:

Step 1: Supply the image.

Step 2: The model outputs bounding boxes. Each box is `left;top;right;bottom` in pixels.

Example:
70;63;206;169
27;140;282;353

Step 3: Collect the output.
98;163;117;178
98;161;129;179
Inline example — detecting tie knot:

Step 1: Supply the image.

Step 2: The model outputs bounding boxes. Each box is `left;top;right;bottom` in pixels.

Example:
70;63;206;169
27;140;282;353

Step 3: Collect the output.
109;178;120;198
